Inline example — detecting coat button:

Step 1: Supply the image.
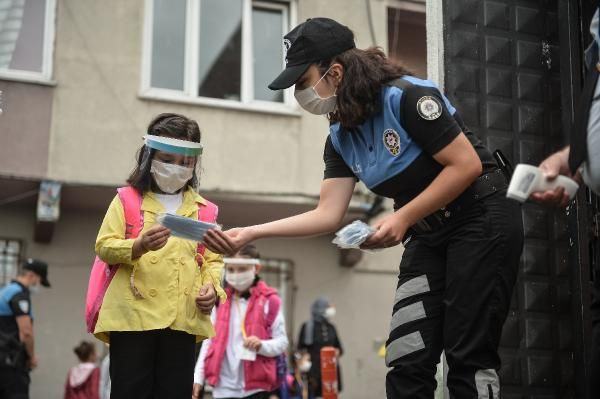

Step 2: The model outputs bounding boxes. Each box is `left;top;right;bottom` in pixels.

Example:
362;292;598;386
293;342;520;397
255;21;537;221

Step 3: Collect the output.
180;257;186;265
184;288;189;295
150;256;158;264
149;289;157;297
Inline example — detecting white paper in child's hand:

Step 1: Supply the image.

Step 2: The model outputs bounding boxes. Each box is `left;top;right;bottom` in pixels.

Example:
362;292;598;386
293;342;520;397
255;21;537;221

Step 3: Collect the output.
239;346;257;361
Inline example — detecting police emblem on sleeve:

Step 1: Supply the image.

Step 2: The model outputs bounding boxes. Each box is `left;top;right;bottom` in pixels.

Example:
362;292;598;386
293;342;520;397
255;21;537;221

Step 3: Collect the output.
417;96;442;120
383;129;401;156
18;300;29;314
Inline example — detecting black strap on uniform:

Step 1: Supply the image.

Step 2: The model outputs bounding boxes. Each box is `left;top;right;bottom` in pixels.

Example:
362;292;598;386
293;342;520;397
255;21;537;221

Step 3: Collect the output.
387;77;413;91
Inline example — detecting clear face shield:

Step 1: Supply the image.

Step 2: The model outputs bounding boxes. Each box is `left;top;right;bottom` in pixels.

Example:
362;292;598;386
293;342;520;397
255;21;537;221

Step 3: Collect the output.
140;135;204;192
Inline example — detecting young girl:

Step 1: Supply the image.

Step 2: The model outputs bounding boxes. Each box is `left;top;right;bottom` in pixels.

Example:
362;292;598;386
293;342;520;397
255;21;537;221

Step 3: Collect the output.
192;245;288;399
204;18;524;399
94;113;226;399
64;341;100;399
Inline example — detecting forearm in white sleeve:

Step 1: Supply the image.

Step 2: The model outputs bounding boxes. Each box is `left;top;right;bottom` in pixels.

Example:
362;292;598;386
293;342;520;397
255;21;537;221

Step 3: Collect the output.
258;307;289;357
194;337;210;384
194;309;216;384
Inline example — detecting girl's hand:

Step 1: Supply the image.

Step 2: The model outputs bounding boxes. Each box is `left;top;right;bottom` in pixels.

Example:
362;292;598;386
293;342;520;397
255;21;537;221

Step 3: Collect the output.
203;227;253;255
132;225;170;258
195;284;216;315
361;212;409;250
244;336;262;352
192;383;203;399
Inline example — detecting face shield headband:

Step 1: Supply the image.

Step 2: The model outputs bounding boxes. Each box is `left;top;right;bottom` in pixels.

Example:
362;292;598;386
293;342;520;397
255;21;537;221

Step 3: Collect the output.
140;135;204;191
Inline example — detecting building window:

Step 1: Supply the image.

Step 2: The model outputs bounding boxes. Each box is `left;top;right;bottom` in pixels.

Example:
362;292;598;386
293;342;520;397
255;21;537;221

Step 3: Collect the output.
0;239;23;285
143;0;294;110
387;0;426;78
0;0;56;82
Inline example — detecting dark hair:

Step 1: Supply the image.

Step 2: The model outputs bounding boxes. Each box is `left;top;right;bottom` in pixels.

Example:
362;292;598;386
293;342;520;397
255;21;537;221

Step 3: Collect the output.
73;341;96;362
237;245;260;259
318;47;413;129
127;113;202;193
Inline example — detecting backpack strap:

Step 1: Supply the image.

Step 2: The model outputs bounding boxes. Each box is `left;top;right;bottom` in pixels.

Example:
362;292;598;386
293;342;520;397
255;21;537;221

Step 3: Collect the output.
116;186;145;299
265;293;282;333
116;186;143;239
196;200;219;267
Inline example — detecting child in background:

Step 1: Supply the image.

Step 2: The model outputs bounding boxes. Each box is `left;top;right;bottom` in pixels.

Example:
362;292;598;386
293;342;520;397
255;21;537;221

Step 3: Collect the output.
193;245;288;399
94;113;225;399
64;341;99;399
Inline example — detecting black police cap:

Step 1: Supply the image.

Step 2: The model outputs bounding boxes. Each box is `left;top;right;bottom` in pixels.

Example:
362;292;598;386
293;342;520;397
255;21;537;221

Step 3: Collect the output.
23;258;51;287
268;17;355;90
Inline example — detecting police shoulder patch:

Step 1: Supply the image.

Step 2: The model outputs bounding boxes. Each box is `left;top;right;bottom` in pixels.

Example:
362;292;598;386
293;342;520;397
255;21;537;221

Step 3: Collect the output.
18;300;29;314
416;96;442;120
383;129;401;156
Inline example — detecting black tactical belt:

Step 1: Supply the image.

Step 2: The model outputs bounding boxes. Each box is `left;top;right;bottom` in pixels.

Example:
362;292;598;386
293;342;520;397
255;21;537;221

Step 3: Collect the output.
409;168;508;235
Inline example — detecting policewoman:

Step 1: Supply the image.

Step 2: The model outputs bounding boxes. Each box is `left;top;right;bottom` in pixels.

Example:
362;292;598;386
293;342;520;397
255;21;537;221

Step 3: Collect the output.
204;18;524;399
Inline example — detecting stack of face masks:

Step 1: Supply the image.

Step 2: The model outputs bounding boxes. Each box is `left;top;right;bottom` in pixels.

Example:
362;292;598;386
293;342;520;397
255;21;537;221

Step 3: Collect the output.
156;213;218;242
332;220;375;249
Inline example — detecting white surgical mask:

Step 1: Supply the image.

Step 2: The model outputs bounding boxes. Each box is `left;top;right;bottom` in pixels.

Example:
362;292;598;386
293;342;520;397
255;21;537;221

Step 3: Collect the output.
226;269;256;292
29;283;40;295
324;307;336;321
294;66;337;115
150;160;194;194
299;361;312;373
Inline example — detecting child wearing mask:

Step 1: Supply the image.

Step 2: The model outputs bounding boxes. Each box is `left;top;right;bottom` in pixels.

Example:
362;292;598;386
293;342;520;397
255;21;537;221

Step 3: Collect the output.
193;245;288;399
94;113;226;399
297;297;343;398
64;341;100;399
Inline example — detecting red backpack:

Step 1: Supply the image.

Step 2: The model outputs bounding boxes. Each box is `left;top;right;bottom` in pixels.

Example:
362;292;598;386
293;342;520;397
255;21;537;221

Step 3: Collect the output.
84;186;218;333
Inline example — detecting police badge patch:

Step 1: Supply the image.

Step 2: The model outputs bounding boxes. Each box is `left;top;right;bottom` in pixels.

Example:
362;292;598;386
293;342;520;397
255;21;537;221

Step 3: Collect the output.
383;129;401;156
417;96;442;120
18;300;29;314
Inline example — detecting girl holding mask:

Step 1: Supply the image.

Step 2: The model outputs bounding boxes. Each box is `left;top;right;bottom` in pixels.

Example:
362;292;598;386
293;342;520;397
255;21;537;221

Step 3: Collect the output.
94;113;226;399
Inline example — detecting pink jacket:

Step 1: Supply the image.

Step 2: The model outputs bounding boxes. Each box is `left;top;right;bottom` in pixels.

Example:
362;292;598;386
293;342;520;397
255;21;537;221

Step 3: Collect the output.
63;363;100;399
204;280;281;391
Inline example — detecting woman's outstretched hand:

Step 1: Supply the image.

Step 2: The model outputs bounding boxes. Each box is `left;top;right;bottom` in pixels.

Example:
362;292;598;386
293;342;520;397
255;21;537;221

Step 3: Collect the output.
203;227;253;255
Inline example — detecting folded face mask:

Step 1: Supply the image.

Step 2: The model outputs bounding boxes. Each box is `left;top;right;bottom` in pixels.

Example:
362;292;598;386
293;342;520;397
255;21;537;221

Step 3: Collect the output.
332;220;375;249
156;213;218;242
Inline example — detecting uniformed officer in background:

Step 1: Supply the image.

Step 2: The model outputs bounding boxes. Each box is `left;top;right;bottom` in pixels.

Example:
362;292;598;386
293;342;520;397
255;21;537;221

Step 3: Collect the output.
204;17;524;399
0;259;51;399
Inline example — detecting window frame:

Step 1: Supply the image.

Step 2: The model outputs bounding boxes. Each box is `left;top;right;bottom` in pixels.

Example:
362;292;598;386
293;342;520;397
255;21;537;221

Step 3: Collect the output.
0;238;24;285
0;0;57;85
140;0;299;115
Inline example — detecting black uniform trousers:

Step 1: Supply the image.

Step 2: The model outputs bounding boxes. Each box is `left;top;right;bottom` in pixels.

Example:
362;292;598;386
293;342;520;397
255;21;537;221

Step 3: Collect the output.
0;365;29;399
109;328;196;399
385;191;523;399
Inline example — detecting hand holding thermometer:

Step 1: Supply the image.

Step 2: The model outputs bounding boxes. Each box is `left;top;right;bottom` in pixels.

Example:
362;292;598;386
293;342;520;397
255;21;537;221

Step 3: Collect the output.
506;164;579;203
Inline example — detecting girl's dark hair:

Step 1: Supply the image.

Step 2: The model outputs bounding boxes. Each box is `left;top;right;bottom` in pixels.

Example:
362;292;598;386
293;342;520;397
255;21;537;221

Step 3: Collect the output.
238;245;260;259
318;47;413;129
127;113;202;193
73;341;96;362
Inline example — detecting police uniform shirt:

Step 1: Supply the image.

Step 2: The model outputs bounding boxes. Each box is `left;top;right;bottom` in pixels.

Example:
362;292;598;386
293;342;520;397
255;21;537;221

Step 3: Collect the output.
0;281;32;352
324;76;497;208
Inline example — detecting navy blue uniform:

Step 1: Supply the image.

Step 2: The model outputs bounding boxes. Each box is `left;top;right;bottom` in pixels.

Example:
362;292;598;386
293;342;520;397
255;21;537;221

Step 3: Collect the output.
324;77;524;399
0;281;32;399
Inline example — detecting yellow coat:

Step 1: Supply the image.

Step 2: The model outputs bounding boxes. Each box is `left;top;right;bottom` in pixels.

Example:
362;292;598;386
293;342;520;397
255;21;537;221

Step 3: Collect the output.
94;187;226;343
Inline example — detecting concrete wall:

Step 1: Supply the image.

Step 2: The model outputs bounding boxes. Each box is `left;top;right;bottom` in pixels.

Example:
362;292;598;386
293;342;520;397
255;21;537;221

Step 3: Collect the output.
0;80;52;179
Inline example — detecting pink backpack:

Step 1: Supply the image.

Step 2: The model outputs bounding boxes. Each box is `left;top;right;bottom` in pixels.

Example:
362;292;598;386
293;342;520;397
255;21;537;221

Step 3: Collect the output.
85;186;218;333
